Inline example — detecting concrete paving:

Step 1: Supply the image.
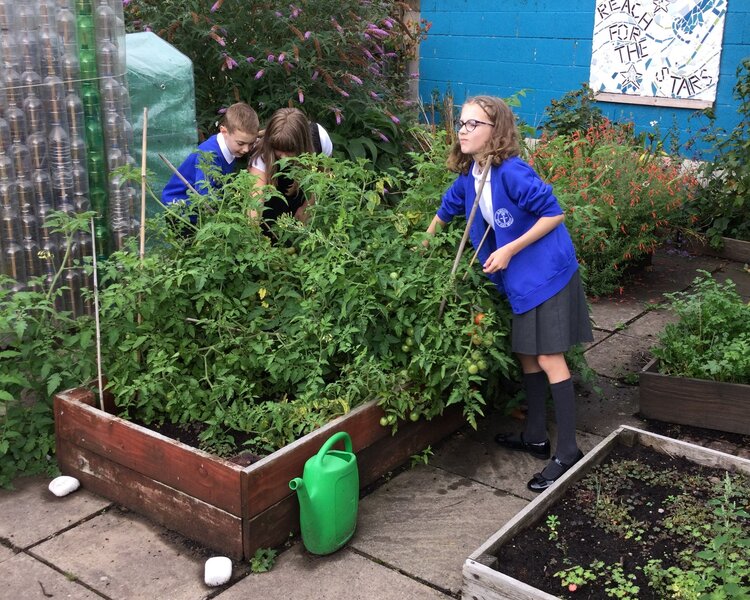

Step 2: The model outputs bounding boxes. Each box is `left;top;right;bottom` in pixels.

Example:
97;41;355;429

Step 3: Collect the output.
1;248;748;600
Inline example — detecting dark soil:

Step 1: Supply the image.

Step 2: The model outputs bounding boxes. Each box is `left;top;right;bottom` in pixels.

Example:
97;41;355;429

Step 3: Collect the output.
135;419;265;466
494;442;750;599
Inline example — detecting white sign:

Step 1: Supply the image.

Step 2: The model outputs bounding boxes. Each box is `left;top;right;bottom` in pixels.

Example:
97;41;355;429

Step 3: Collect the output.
590;0;728;107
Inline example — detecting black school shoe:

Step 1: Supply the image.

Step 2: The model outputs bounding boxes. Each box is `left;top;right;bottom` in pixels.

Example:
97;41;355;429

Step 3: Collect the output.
494;432;551;460
527;450;585;493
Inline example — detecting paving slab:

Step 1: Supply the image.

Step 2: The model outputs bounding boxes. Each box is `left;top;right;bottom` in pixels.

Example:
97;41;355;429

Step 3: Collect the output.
350;465;527;595
0;544;14;564
622;307;678;339
575;376;646;436
583;331;653;379
215;544;450;600
588;295;647;332
32;507;212;600
0;476;111;549
0;551;100;599
431;426;604;501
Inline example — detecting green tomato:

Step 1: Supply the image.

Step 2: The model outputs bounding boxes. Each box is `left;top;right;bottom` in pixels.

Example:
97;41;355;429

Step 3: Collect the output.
467;363;479;375
409;411;420;422
389;271;399;280
406;327;414;337
405;336;414;347
379;416;389;427
401;344;410;352
477;359;487;371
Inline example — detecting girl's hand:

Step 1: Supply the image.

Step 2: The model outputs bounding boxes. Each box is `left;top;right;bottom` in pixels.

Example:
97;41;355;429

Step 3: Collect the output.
483;246;513;273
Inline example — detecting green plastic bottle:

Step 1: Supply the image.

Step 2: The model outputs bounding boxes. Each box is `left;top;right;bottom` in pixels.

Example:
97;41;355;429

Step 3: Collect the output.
289;431;359;555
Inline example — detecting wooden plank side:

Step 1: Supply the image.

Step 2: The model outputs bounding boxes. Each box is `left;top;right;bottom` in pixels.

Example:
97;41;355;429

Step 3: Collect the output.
639;367;750;435
243;495;299;559
356;406;465;488
55;393;244;515
463;559;556;600
57;442;244;559
630;427;750;475
720;237;750;263
241;400;389;518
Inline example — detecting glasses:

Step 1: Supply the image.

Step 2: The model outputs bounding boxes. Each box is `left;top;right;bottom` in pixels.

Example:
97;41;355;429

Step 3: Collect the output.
455;119;494;132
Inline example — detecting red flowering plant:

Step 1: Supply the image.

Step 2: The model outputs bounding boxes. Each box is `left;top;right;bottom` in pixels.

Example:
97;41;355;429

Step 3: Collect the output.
527;120;698;297
124;0;429;171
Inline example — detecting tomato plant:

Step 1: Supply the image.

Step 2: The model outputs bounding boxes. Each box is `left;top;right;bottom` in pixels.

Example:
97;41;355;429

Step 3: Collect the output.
94;152;516;456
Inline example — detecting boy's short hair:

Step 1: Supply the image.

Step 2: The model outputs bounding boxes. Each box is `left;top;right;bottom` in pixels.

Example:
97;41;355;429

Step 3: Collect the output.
223;102;259;135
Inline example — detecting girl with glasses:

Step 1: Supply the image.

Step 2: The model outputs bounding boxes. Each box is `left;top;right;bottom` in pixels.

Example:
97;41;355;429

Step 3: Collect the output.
425;95;593;493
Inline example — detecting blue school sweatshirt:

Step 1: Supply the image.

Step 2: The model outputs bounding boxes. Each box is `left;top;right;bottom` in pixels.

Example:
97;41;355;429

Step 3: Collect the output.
161;135;234;205
437;156;578;315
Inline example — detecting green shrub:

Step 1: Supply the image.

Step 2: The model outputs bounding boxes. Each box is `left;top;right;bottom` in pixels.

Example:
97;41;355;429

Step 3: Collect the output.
688;59;750;246
528;120;697;297
652;270;750;384
124;0;428;171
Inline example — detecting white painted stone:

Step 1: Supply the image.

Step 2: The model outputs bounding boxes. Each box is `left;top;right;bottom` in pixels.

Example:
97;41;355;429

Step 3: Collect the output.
48;476;80;497
205;556;232;587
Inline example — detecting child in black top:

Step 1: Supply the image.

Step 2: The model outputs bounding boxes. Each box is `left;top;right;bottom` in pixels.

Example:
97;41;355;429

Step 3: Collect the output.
248;107;333;226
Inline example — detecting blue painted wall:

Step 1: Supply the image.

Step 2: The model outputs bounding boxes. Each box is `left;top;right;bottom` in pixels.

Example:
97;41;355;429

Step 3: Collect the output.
418;0;749;159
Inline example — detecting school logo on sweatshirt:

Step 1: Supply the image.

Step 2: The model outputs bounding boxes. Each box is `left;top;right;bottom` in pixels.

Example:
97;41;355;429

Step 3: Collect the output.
494;208;514;228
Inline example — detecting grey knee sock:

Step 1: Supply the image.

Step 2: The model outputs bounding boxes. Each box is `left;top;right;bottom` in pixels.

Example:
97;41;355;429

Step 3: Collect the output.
550;377;579;463
522;371;548;443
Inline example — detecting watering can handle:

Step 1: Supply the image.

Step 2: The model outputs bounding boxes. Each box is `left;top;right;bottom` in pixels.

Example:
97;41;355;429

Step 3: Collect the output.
316;431;353;460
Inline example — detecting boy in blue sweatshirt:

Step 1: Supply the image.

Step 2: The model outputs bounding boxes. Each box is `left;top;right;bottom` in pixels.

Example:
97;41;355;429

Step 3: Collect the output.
161;102;259;205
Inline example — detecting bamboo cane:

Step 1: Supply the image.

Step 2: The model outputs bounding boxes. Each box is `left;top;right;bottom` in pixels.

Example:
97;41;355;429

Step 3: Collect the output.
139;108;148;263
438;163;492;318
158;152;201;196
89;217;104;412
462;224;492;281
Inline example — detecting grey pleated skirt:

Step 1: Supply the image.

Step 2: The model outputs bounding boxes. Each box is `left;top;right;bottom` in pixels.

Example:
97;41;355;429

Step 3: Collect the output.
511;270;593;355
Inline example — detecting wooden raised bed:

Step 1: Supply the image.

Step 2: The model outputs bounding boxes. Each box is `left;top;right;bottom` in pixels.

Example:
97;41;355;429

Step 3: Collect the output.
691;236;750;263
462;425;750;600
54;386;464;559
639;357;750;435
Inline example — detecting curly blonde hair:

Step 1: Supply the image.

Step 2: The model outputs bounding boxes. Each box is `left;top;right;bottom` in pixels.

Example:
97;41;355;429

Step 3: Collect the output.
447;95;520;174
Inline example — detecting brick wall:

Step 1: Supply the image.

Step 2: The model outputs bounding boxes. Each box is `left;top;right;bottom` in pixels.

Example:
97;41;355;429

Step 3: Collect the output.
418;0;749;158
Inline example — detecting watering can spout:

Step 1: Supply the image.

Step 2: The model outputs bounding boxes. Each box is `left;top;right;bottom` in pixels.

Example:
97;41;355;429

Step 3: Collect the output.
289;477;311;509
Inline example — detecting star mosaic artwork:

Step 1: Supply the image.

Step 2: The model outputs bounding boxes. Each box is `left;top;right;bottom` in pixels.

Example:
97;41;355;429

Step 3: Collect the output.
589;0;727;105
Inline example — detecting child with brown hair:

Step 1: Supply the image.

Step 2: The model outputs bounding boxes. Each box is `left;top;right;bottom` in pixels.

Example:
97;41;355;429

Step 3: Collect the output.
249;107;333;225
426;95;593;493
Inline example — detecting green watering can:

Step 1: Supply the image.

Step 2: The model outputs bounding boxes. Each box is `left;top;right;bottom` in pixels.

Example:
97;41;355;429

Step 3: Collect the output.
289;431;359;555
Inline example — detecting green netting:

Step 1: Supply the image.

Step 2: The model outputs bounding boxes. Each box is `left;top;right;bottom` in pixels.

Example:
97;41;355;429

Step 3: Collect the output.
126;32;197;216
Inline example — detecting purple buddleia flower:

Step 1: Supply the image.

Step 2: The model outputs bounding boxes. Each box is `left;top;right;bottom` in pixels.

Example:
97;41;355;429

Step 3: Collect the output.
312;70;319;80
298;89;304;103
374;130;389;143
255;69;265;79
304;31;311;39
278;53;285;64
383;18;393;29
246;56;256;63
268;54;275;62
347;74;363;85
